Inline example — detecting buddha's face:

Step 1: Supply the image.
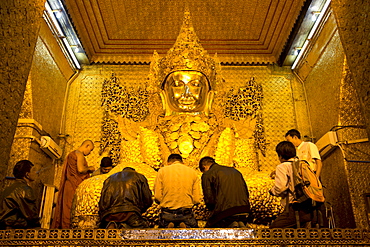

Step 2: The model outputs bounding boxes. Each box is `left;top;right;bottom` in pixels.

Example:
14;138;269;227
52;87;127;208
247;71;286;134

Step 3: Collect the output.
163;71;210;113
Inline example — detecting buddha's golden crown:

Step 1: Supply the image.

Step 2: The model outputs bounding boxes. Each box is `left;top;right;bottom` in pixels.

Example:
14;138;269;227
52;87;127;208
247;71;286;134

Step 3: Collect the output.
150;11;221;90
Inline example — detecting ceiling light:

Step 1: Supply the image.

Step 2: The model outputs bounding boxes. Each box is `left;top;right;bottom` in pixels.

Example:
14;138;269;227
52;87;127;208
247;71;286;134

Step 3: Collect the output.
52;9;63;19
44;1;81;69
294;47;302;56
70;45;80;53
311;11;321;22
291;0;331;70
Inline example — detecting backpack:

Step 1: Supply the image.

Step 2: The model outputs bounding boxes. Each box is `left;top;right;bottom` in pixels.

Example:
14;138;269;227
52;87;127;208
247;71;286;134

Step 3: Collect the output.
291;157;325;204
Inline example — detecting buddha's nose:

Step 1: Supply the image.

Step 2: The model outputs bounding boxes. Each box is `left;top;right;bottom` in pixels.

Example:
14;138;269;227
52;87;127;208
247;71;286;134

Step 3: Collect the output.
183;85;191;95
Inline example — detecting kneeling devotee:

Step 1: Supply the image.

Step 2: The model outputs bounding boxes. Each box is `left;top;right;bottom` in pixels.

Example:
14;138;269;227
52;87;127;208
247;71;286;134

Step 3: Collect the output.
154;154;202;228
99;167;153;229
91;157;113;176
199;156;251;228
0;160;41;229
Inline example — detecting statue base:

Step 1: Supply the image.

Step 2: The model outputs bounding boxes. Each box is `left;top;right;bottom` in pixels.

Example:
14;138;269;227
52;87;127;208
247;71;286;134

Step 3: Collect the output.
0;228;369;246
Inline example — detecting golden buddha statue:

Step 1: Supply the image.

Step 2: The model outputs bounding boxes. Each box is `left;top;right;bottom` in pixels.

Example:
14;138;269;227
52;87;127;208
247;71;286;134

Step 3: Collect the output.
71;11;280;229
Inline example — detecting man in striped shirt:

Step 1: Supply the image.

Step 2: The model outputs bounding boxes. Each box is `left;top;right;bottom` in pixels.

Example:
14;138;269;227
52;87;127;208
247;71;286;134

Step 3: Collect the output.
154;154;202;228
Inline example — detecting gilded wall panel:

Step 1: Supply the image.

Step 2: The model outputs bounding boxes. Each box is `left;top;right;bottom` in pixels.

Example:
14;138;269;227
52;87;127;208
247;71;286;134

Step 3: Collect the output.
303;28;370;228
8;35;69;195
304;30;352;228
0;0;45;176
338;63;370;229
320;148;356;228
331;0;370;139
63;65;150;170
30;37;68;140
304;31;343;139
7;79;33;178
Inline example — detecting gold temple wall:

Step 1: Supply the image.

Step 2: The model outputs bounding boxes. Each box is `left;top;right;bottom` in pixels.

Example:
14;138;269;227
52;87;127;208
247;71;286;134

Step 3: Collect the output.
300;28;370;229
331;0;370;140
303;30;354;228
6;21;72;198
0;0;45;177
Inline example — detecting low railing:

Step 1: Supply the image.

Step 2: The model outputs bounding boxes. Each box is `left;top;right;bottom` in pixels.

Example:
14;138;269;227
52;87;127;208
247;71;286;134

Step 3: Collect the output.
0;228;369;246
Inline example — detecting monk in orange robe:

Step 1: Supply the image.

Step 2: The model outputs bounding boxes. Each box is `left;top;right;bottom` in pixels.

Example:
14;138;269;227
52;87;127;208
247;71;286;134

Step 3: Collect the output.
52;140;95;228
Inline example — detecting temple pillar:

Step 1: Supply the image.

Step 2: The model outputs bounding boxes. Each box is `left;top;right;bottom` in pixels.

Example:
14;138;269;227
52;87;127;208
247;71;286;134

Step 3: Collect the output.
331;0;370;138
0;0;45;178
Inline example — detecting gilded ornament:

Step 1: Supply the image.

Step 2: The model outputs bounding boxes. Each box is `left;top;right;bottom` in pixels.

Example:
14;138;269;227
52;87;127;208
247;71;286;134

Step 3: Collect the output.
191;121;210;132
168;132;179;141
178;134;194;155
169;123;182;132
189;130;201;139
169;141;178;149
180;122;191;134
194;140;201;149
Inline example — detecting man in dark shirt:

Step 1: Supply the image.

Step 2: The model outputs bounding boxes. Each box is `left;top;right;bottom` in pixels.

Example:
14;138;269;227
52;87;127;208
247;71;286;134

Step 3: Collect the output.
99;167;153;229
91;157;113;176
0;160;40;229
199;156;251;228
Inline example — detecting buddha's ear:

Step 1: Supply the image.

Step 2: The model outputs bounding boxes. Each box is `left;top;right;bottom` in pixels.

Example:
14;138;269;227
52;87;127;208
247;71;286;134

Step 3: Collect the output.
159;90;172;116
204;90;214;116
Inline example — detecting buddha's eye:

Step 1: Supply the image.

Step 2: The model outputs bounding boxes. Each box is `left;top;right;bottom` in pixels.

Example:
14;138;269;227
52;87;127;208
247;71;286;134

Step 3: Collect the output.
173;80;184;87
190;80;200;87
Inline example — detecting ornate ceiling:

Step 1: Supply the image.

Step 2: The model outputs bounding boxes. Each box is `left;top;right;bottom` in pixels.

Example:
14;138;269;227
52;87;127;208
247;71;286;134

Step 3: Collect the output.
63;0;307;65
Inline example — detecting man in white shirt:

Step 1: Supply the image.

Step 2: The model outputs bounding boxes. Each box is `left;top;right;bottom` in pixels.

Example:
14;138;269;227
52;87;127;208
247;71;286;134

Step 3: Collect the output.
285;129;323;177
154;154;202;228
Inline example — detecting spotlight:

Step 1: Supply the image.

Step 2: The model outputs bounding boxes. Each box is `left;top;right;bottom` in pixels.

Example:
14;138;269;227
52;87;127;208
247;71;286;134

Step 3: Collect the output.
70;45;81;53
311;11;321;22
52;9;63;19
294;47;302;56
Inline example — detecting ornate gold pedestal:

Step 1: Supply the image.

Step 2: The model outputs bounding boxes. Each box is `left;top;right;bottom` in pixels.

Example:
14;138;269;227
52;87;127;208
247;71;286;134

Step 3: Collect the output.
0;228;368;246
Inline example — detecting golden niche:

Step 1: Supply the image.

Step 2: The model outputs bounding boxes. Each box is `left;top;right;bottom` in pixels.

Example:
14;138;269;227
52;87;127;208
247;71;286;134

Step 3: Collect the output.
72;11;279;229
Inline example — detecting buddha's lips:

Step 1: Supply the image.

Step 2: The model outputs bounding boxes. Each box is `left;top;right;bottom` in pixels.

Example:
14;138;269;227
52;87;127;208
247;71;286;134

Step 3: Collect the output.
179;97;196;105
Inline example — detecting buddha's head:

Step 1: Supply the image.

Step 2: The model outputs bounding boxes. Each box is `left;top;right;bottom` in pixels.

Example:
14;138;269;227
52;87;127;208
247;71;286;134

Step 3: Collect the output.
161;70;211;113
149;11;222;116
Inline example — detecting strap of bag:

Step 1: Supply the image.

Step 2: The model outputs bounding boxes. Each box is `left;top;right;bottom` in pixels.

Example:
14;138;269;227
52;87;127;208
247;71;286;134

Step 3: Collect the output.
295;210;300;228
291;157;300;194
290;158;302;227
285;195;290;212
